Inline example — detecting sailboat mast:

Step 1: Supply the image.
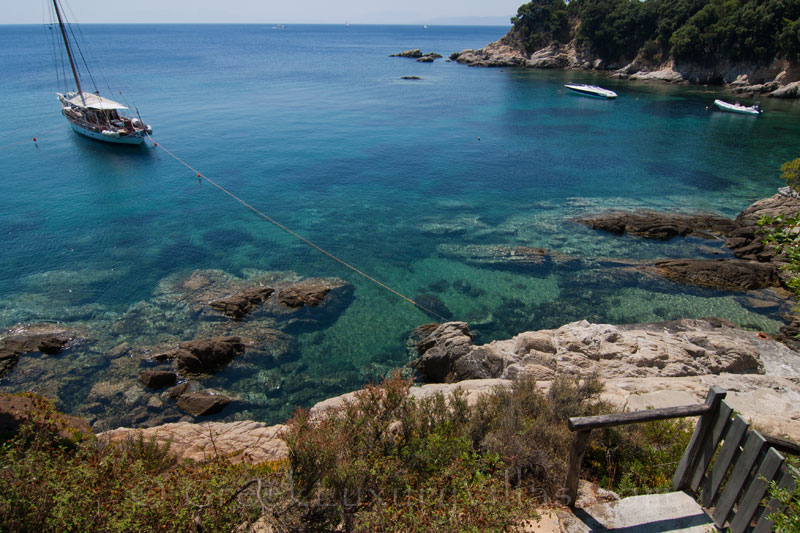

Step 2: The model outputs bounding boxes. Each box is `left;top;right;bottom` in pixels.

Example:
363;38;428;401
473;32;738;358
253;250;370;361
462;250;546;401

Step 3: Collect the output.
52;0;85;105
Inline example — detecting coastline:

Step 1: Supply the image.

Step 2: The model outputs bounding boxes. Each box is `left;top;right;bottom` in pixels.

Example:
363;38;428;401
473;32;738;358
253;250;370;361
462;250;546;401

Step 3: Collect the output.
451;31;800;99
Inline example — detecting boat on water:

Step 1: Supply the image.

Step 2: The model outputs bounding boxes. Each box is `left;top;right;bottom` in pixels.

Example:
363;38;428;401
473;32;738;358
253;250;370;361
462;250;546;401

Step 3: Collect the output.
713;99;762;116
564;84;617;99
51;0;151;144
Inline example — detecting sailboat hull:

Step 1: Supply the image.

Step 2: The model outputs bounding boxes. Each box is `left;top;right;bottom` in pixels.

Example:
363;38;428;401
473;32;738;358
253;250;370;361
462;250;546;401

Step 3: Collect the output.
66;119;147;145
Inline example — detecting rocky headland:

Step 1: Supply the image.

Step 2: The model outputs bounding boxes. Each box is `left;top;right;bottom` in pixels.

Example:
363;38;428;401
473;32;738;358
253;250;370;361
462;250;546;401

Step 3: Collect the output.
451;29;800;98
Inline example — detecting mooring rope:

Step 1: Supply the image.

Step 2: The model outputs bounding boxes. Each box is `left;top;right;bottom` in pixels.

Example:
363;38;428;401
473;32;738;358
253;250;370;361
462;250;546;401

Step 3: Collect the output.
147;135;447;321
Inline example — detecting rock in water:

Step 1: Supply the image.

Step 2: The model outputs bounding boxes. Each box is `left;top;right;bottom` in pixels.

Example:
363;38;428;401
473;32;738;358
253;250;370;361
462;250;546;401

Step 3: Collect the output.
176;391;232;417
167;336;245;374
209;286;274;320
411;322;474;381
576;211;736;240
277;283;331;308
138;370;178;389
0;326;77;378
414;294;453;320
652;258;780;291
390;49;423;58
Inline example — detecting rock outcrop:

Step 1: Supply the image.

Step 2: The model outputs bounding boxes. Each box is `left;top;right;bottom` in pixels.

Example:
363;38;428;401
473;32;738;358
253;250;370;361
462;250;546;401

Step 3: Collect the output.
576;211;736;240
154;336;245;374
176;391;233;416
138;370;178;389
100;420;287;464
390;49;442;62
0;325;78;378
411;318;778;383
277;283;332;308
651;258;780;291
209;286;274;320
452;30;800;97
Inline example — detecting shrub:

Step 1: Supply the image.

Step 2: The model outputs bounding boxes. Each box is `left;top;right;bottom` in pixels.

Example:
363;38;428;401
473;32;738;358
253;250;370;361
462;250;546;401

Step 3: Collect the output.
781;158;800;192
583;416;693;496
0;417;269;531
765;467;800;532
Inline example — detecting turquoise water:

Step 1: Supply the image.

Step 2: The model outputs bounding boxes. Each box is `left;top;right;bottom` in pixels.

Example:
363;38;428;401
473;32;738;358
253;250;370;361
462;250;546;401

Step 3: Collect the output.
2;24;800;427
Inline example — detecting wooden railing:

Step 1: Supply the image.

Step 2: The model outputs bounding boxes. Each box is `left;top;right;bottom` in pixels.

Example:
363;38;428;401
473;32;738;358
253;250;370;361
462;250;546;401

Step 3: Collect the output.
564;386;798;533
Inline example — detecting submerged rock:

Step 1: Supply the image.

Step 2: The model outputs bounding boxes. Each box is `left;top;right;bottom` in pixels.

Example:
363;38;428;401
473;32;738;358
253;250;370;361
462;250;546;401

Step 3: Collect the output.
277;283;331;308
0;325;78;378
209;286;275;320
176;391;232;417
138;370;178;390
652;258;780;291
575;211;736;240
153;336;245;374
414;294;453;320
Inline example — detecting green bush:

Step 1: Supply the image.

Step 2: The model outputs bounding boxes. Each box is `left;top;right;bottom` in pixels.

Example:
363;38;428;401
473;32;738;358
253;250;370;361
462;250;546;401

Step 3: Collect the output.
781;158;800;192
0;417;271;531
583;417;693;496
766;467;800;532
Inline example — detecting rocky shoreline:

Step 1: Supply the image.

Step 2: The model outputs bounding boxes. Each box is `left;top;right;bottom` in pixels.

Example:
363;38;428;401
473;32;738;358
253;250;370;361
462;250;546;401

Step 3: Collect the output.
450;31;800;98
3;188;800;460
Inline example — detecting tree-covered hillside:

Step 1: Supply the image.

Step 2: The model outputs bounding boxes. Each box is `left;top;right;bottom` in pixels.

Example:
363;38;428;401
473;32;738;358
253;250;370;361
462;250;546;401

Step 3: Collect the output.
511;0;800;65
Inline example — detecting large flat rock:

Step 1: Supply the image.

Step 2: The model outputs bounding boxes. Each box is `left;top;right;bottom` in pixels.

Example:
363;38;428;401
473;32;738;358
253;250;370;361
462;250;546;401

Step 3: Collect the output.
99;420;287;464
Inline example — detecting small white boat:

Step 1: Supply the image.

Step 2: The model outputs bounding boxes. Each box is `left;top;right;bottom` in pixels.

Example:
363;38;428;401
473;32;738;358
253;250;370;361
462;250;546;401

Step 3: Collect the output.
564;84;617;99
713;99;762;116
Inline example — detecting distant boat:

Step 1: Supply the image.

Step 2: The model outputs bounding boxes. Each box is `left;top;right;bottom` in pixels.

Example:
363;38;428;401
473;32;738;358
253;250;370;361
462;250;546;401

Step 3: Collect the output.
272;24;286;29
564;84;617;99
346;20;350;27
713;99;762;116
51;0;151;144
423;24;428;29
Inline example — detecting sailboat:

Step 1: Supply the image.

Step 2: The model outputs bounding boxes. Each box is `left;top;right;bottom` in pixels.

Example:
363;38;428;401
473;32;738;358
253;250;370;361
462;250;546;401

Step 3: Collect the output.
51;0;152;145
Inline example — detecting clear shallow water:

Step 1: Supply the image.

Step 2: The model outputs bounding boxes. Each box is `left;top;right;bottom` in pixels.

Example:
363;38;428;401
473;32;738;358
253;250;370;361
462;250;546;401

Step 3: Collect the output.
2;24;800;426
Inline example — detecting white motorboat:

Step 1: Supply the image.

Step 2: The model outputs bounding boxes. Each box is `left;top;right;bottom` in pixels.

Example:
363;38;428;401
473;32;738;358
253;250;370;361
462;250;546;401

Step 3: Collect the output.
564;84;617;99
50;0;152;144
713;99;762;116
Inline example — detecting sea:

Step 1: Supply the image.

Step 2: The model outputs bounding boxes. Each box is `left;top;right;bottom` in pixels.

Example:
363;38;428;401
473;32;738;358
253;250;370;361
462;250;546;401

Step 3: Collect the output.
2;24;800;428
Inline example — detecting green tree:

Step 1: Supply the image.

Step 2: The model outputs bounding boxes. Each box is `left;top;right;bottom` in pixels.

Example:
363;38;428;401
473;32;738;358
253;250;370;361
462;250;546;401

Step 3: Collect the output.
781;158;800;191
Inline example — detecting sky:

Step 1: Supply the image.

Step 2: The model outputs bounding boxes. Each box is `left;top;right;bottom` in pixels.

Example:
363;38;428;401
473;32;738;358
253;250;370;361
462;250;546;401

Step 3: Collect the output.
8;0;520;25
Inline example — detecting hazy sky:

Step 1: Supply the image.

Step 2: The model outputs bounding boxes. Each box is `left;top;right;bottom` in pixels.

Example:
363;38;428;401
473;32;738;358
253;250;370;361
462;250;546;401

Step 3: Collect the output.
9;0;520;25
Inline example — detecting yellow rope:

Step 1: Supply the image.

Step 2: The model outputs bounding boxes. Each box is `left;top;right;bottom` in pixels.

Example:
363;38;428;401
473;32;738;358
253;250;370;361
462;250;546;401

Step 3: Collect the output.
148;136;447;321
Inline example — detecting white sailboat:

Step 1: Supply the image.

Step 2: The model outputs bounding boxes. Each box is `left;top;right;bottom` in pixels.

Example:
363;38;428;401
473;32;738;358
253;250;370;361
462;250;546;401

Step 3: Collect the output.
51;0;152;145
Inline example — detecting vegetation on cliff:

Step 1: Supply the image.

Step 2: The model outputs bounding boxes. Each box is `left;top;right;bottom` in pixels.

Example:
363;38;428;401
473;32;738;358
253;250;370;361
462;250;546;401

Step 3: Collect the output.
511;0;800;65
0;378;694;531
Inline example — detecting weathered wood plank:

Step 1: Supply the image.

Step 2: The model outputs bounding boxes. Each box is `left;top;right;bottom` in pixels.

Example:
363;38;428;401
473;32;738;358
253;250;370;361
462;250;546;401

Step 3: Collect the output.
712;431;767;528
701;414;749;508
689;401;733;492
753;466;798;533
729;446;784;533
673;386;727;491
568;403;710;432
565;429;591;507
762;434;800;457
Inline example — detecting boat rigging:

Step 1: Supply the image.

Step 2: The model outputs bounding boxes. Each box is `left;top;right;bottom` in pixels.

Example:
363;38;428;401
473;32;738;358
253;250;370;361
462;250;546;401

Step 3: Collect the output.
50;0;152;144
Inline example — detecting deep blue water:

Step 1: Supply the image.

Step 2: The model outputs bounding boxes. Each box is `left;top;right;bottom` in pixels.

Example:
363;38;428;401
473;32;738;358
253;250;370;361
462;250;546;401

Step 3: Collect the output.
2;24;800;427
